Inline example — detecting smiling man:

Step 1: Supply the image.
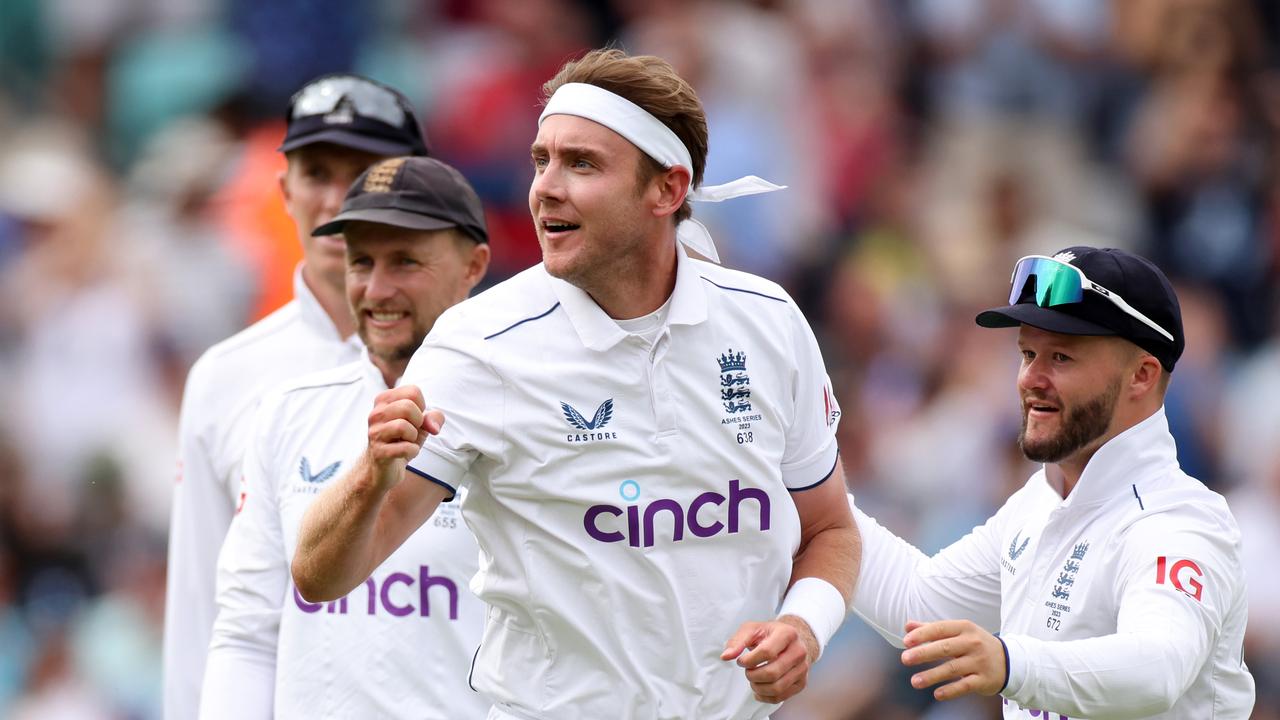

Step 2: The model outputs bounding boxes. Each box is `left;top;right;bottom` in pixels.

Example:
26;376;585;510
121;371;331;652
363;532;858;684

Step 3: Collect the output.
848;247;1255;719
163;74;430;720
200;156;491;719
292;48;859;719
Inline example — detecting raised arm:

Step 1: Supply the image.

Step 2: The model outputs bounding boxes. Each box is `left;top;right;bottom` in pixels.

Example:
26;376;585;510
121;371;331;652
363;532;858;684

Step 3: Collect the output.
291;385;449;601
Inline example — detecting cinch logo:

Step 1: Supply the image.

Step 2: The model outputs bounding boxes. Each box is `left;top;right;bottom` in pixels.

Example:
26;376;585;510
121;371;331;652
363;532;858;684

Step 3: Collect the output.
292;565;460;620
1156;556;1204;602
583;479;770;548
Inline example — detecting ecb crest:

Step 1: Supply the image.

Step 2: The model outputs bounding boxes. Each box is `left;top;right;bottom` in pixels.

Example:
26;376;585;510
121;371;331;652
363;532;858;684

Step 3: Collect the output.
718;349;752;414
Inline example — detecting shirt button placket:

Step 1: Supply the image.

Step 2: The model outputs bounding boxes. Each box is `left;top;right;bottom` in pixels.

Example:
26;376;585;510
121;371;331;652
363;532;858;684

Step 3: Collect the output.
650;332;676;435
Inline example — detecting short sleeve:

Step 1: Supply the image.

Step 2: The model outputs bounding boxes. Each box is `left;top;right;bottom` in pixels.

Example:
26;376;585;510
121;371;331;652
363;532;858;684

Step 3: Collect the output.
402;325;505;497
780;302;840;490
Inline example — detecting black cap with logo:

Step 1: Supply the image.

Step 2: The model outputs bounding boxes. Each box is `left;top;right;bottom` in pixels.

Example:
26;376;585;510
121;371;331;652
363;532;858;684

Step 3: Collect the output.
312;156;488;244
280;74;429;157
975;246;1185;372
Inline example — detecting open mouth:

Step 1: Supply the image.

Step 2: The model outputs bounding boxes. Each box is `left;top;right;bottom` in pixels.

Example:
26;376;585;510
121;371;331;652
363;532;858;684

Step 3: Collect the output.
1025;402;1060;417
542;219;581;236
365;310;409;328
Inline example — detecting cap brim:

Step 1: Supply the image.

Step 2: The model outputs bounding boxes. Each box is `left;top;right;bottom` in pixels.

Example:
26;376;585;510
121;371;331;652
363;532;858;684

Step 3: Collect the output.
975;304;1118;336
312;207;458;237
279;129;417;157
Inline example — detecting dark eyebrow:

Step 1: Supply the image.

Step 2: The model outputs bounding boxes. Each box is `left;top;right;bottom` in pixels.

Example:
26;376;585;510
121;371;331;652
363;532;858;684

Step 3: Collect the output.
529;143;606;165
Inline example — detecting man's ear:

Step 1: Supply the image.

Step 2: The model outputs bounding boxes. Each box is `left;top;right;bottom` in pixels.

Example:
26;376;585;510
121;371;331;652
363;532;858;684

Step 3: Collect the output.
651;165;691;220
462;241;490;291
1128;351;1163;401
278;168;291;206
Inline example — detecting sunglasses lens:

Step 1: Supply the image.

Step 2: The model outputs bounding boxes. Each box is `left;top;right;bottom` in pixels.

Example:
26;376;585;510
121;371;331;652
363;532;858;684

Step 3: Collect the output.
291;77;405;127
1010;257;1084;307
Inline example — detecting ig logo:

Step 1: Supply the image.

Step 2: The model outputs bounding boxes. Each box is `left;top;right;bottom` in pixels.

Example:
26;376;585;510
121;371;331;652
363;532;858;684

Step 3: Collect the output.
1156;556;1204;602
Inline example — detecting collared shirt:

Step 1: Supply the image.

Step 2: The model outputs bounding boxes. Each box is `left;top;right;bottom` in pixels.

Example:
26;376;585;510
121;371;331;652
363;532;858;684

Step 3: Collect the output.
164;267;362;720
851;408;1255;719
402;245;841;720
202;352;487;719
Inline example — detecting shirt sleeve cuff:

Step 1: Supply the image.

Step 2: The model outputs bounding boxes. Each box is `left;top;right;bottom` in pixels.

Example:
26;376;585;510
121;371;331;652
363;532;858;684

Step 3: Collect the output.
782;440;839;491
406;448;466;501
999;633;1033;702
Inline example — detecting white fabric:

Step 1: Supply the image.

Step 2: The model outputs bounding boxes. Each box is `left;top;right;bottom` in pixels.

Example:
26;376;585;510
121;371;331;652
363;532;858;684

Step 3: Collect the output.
776;577;846;658
163;267;361;720
849;408;1255;719
613;294;671;346
201;354;487;719
401;245;840;719
539;82;786;263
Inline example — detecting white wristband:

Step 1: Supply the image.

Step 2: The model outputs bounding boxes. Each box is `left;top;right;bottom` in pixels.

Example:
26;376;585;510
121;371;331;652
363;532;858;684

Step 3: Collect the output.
776;577;846;659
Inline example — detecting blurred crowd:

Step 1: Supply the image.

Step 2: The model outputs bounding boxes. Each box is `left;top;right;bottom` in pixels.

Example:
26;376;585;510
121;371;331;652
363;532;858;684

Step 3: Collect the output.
0;0;1277;718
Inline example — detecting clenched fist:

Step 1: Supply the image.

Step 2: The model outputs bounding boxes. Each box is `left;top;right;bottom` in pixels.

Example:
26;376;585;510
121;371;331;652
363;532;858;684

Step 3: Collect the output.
366;385;445;491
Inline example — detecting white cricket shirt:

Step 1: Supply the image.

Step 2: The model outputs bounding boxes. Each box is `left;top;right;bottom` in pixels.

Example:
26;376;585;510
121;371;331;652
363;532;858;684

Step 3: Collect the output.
851;408;1255;719
164;268;361;720
401;245;841;720
203;353;488;719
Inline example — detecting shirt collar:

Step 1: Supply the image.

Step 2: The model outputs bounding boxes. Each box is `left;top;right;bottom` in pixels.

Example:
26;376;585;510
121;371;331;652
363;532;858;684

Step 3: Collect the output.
294;264;361;349
547;243;709;352
1053;405;1179;507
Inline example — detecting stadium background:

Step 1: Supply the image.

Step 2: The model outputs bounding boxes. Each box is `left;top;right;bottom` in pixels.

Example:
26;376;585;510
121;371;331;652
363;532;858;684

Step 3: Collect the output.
0;0;1277;717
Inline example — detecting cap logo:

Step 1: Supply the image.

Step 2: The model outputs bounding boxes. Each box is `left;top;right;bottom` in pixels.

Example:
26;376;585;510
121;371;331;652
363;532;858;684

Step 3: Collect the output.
1053;251;1077;263
323;97;356;125
363;157;408;193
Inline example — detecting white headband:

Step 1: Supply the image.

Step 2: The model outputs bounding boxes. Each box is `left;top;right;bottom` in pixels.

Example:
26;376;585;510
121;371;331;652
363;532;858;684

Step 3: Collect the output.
538;82;784;263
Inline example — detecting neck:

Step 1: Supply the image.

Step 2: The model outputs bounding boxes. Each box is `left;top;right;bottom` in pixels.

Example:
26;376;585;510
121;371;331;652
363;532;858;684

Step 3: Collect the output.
583;239;678;320
1052;453;1094;498
301;263;355;338
371;355;409;388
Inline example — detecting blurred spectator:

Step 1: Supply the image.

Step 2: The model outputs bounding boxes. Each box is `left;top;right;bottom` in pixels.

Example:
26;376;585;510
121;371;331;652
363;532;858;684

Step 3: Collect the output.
1124;0;1276;349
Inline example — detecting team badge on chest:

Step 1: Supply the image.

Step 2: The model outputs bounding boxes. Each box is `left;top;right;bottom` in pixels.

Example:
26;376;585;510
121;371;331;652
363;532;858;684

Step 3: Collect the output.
718;348;762;440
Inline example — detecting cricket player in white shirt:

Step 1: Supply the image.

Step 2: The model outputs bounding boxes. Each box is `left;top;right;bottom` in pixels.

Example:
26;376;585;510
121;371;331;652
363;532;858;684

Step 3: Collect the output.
849;246;1255;718
292;49;860;719
200;156;492;718
163;75;430;719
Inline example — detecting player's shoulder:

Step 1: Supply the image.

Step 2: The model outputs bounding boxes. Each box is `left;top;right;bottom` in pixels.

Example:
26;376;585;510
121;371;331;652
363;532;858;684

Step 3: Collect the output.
274;359;366;399
185;301;307;389
690;257;795;310
253;359;367;428
430;264;561;343
1131;472;1241;537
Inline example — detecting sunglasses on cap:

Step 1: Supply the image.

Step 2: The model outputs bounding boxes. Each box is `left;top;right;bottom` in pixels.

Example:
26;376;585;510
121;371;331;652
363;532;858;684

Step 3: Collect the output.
290;75;408;128
1009;255;1175;343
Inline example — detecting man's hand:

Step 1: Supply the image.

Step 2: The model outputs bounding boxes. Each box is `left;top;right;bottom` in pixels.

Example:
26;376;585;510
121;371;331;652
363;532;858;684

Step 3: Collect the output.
366;385;443;491
900;619;1007;701
721;616;819;704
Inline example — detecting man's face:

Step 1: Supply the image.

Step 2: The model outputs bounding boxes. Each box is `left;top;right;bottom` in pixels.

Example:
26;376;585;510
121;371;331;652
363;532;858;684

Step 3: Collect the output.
528;114;660;289
282;143;385;289
1015;325;1125;464
344;223;485;365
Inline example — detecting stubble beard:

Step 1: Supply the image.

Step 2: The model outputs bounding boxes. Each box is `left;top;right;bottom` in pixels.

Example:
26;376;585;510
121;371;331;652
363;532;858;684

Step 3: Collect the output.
1019;378;1121;464
358;318;426;369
